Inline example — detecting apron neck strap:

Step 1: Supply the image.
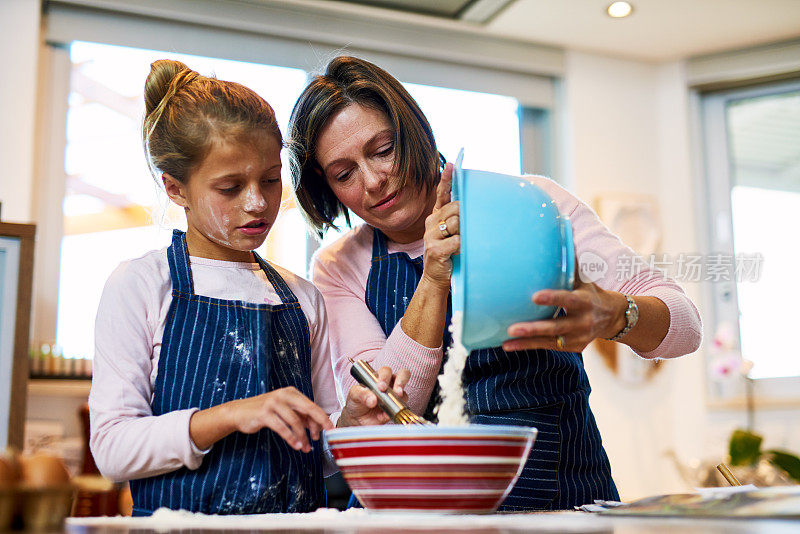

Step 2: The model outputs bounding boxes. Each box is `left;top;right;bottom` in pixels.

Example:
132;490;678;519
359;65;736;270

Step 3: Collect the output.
371;226;389;259
167;230;195;294
253;252;298;305
371;226;424;267
166;230;298;304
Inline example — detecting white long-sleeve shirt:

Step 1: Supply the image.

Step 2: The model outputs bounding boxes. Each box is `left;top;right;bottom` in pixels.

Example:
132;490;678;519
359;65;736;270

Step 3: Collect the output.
89;248;341;482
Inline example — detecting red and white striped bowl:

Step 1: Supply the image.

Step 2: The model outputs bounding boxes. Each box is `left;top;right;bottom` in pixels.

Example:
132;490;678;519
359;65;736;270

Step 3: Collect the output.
324;424;537;514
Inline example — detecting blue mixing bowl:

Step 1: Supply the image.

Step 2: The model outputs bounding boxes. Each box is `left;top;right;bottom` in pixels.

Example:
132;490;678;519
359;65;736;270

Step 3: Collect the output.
451;154;575;351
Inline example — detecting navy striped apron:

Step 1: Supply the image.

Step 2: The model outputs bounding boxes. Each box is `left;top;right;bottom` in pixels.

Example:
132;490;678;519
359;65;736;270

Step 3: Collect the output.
363;228;618;510
130;230;324;515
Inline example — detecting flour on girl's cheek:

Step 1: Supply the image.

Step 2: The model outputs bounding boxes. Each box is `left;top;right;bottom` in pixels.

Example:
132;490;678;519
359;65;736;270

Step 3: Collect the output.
434;311;470;426
196;195;236;247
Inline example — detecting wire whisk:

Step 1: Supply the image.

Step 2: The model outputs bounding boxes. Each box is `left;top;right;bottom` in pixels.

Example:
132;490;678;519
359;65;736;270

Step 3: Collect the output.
349;358;432;426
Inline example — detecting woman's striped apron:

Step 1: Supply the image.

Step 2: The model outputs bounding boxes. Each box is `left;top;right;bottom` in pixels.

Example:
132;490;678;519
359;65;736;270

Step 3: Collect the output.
362;227;618;510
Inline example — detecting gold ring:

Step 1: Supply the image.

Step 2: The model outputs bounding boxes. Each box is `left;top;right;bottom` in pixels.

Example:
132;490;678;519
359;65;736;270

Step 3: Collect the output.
438;219;451;238
555;335;565;350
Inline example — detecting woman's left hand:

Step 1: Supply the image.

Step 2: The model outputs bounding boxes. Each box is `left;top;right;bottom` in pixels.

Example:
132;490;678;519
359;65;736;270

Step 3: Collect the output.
338;366;411;427
501;278;628;353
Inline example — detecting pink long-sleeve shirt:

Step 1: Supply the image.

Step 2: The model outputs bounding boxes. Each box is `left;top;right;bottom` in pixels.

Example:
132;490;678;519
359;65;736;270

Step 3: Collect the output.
89;249;341;483
312;176;702;415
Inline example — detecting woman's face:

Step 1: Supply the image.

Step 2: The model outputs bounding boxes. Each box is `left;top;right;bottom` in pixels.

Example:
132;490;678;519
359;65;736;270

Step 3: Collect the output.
315;104;433;244
166;132;283;261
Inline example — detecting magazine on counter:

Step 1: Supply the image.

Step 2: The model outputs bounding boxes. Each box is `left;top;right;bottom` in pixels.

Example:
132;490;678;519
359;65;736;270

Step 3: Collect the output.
588;486;800;518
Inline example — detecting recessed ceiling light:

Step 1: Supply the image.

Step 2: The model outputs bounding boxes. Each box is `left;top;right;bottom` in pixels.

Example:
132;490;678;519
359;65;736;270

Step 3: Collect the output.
607;1;633;18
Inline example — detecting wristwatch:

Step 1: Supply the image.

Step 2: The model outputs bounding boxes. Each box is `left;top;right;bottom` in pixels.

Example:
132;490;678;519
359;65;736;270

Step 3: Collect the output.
607;295;639;342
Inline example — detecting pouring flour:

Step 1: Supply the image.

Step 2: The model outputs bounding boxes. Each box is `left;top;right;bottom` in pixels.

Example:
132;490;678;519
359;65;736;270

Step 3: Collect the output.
433;311;470;426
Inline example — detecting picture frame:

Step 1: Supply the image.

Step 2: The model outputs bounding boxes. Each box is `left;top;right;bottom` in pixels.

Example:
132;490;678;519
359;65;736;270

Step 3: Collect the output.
0;222;36;449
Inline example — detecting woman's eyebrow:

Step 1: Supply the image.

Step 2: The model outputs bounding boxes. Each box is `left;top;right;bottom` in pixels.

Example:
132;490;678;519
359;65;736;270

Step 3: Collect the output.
367;129;393;145
322;158;349;177
322;129;393;175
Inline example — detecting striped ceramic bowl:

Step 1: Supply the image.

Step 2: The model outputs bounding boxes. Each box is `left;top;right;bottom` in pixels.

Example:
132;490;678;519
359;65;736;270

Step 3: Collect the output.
324;424;537;514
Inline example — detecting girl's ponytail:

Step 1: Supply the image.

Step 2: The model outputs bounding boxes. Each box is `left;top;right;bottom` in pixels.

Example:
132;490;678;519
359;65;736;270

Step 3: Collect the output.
144;59;189;116
142;61;199;178
141;59;280;185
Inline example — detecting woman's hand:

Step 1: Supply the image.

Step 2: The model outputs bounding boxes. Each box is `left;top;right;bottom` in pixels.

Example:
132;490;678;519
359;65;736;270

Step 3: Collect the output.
190;387;334;453
501;277;628;353
398;163;458;349
338;365;411;427
421;163;459;291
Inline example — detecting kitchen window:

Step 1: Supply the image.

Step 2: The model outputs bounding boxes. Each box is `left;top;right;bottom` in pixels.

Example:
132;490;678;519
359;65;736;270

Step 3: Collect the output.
701;79;800;399
53;41;309;360
34;0;557;364
41;42;542;362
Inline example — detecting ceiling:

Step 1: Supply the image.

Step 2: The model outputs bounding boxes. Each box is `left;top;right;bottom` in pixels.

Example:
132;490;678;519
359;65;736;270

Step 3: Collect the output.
334;0;472;18
323;0;800;62
328;0;515;21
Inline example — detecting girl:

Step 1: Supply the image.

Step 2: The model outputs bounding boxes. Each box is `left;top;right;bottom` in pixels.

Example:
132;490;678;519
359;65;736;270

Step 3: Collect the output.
287;56;702;510
89;59;407;516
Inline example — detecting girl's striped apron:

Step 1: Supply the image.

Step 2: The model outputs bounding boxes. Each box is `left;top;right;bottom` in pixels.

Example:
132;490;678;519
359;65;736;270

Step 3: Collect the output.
363;228;618;510
130;230;324;515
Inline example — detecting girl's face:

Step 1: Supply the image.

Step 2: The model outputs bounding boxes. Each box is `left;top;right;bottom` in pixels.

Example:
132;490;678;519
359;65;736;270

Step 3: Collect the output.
164;132;283;262
315;104;434;244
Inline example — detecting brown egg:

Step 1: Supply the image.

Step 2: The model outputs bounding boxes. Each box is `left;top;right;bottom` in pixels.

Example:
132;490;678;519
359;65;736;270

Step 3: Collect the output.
19;454;71;488
0;457;16;488
0;451;20;488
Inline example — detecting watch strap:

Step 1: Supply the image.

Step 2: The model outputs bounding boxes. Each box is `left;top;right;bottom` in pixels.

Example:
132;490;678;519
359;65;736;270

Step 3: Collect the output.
607;294;638;342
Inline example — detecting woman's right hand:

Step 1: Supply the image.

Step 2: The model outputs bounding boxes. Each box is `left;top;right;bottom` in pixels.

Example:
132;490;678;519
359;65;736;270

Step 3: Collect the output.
422;162;460;290
338;365;411;427
398;162;458;349
190;387;333;453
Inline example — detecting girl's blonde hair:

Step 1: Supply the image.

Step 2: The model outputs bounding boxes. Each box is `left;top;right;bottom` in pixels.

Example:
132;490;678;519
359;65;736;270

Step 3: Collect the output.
143;59;281;184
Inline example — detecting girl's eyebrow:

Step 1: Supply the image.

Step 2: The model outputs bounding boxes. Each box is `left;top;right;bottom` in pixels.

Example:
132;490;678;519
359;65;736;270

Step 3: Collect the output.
211;163;282;181
322;129;393;175
211;173;243;181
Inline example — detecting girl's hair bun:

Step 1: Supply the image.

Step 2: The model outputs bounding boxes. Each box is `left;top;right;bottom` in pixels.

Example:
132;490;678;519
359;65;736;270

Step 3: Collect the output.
144;59;192;116
141;59;281;185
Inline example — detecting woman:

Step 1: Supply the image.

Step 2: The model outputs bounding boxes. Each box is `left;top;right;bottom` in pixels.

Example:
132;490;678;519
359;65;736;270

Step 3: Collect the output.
287;56;702;510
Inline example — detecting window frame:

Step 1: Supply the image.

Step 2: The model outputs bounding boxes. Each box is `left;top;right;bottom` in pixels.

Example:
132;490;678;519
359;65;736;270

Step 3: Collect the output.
700;78;800;405
35;38;556;349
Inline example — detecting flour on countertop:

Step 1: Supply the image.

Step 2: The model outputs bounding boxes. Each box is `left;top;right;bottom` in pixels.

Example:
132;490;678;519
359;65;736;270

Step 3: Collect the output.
67;508;603;530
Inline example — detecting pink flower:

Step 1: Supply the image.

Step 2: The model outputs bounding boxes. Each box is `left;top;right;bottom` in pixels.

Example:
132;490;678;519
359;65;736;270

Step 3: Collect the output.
709;353;742;382
711;322;738;353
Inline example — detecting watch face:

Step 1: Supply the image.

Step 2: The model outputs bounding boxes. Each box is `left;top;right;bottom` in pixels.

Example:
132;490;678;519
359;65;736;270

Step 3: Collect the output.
628;299;640;324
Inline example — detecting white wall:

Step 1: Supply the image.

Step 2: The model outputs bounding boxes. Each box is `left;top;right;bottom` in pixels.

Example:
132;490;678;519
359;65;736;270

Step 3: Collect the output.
563;51;800;500
0;0;40;223
563;51;688;499
563;52;661;198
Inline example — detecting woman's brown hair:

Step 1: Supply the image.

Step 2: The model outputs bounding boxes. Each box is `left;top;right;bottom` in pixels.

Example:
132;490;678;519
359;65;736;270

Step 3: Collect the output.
287;56;444;238
142;59;281;184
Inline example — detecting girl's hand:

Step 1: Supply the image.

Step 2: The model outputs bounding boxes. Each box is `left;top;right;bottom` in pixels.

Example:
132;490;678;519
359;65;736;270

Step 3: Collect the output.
501;277;628;353
422;163;459;291
338;366;411;427
228;387;333;453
